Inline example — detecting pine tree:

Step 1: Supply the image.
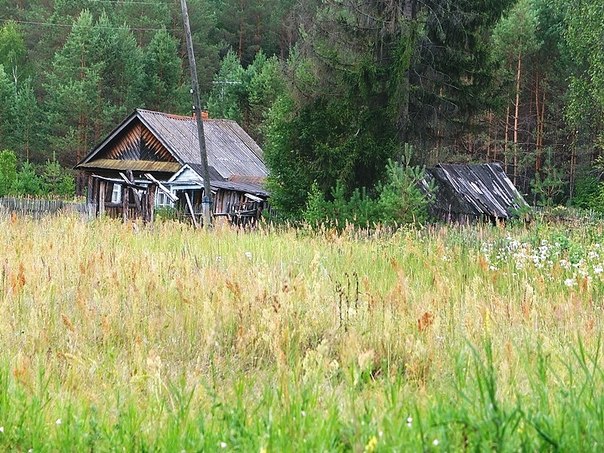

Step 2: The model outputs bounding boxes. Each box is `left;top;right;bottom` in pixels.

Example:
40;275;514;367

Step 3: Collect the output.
44;10;104;168
142;29;186;113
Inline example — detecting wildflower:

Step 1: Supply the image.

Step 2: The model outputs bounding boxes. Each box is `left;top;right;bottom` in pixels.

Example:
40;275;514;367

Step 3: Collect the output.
564;278;575;287
378;430;383;437
595;265;603;274
301;411;306;417
244;251;252;260
0;426;3;433
433;439;440;446
364;436;378;453
560;259;571;269
55;418;62;426
406;416;413;427
220;442;227;449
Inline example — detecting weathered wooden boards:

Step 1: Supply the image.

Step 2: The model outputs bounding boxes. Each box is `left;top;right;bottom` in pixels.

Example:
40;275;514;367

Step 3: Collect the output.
89;173;178;223
0;197;87;218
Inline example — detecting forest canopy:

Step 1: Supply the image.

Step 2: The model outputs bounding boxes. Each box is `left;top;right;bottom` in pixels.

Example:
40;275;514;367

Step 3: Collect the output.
0;0;603;215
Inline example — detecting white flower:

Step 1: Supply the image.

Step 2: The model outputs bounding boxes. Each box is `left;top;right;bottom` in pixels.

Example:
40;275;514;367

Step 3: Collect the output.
0;426;4;433
244;251;252;260
219;442;227;449
301;411;306;417
595;265;603;274
564;278;575;287
433;439;440;446
55;418;62;426
406;416;413;427
560;259;571;269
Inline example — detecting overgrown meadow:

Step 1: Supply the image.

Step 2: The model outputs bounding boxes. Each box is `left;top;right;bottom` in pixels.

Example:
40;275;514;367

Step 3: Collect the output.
1;215;603;451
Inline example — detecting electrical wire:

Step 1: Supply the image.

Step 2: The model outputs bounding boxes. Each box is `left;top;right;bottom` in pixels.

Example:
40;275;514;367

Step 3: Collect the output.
0;18;180;32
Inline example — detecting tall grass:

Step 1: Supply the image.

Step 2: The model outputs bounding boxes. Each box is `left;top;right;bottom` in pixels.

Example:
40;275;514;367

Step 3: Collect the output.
0;215;602;450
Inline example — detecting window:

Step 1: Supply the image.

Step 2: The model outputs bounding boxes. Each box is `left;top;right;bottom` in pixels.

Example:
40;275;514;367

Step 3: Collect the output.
111;183;122;203
156;190;175;207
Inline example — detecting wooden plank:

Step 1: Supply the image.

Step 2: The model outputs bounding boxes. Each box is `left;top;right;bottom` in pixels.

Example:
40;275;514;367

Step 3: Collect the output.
122;184;129;222
99;181;106;216
147;184;156;223
86;175;93;205
184;192;199;228
143;173;178;202
93;173;146;190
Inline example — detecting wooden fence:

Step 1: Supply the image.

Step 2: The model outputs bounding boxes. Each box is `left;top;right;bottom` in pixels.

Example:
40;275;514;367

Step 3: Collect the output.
0;197;90;219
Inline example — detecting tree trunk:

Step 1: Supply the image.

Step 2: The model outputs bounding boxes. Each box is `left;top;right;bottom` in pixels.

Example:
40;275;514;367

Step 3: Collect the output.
504;104;510;174
513;51;522;186
396;0;418;145
535;73;541;172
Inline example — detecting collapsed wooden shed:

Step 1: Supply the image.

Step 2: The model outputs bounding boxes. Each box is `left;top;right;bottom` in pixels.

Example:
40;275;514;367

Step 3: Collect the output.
423;163;530;223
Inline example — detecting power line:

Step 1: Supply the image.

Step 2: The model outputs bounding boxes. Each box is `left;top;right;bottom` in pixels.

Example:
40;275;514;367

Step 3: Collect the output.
83;0;173;5
0;18;179;32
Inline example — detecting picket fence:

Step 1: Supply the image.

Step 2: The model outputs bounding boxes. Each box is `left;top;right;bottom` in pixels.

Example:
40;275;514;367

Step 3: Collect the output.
0;197;90;219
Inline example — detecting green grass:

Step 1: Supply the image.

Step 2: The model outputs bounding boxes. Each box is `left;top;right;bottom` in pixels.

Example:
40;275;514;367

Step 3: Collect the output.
0;215;603;451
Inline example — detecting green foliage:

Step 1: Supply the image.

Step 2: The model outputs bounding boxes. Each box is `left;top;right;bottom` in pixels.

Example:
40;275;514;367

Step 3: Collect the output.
0;21;27;83
43;158;75;197
572;175;600;210
377;157;432;226
12;161;44;196
0;149;17;196
11;79;44;162
302;147;432;229
563;0;604;132
0;64;15;151
530;150;565;207
206;51;246;121
303;182;379;229
141;28;185;113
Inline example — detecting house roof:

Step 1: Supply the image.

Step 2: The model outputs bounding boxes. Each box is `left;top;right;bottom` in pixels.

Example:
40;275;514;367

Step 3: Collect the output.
77;109;268;180
168;163;225;183
168;163;269;197
424;163;529;219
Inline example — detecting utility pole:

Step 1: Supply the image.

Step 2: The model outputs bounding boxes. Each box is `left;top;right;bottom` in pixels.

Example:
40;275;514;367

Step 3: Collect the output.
180;0;212;228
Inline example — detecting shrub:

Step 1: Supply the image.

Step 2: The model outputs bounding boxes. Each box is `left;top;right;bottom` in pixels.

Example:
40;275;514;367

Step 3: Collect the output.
0;149;17;196
302;146;432;229
12;161;43;196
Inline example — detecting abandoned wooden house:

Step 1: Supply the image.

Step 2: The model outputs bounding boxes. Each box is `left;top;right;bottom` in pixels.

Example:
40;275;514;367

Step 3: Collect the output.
75;109;269;224
422;163;530;223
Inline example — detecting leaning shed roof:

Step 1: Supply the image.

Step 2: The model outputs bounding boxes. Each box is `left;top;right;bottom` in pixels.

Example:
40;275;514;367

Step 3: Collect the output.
77;109;267;180
425;163;529;219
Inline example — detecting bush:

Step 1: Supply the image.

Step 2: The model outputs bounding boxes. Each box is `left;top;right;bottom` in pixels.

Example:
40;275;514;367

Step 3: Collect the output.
302;146;432;229
0;149;17;196
377;158;432;226
43;158;75;197
12;161;44;196
573;175;600;210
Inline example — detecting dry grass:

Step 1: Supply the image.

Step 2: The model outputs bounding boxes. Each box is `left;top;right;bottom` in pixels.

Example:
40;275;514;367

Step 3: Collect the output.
0;215;603;450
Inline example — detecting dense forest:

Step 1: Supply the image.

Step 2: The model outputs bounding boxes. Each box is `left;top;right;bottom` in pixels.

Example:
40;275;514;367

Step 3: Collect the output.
0;0;603;217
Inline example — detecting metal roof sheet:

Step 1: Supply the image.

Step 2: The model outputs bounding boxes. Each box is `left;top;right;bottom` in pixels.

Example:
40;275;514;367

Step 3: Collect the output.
426;163;529;219
136;109;267;179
